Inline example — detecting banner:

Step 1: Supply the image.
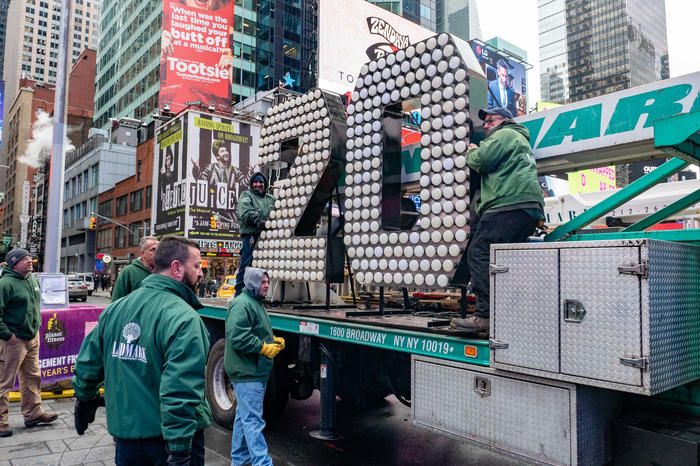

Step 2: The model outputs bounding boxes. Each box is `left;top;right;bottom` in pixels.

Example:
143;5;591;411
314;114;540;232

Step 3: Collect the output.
154;115;187;236
159;0;234;114
470;42;527;117
568;167;616;194
10;305;104;388
185;112;260;244
318;0;435;96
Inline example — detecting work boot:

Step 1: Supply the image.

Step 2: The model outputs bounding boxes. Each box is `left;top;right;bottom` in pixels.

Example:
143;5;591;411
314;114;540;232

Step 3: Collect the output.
0;424;12;437
24;412;58;428
450;315;489;332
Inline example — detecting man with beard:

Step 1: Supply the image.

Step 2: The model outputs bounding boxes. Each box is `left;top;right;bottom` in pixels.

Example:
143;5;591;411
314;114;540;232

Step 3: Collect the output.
451;108;543;334
112;236;159;301
73;236;212;466
235;172;275;297
193;139;236;189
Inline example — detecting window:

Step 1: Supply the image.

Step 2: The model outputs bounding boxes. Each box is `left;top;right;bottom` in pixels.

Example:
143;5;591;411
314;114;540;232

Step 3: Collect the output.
130;222;142;246
137;160;142;182
115;227;127;248
130;190;143;212
116;195;127;216
83;170;89;191
98;199;112;224
145;185;152;209
97;228;112;248
90;165;99;187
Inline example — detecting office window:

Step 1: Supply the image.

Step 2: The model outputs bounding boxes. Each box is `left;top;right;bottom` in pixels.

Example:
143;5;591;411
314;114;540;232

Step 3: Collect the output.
145;185;152;209
116;195;127;215
130;190;143;212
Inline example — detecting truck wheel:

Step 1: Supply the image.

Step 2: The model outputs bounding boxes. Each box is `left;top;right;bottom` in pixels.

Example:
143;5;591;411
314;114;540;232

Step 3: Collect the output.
205;339;235;429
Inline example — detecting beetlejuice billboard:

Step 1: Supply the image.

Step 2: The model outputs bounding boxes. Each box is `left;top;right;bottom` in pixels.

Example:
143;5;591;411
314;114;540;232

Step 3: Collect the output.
153;110;261;248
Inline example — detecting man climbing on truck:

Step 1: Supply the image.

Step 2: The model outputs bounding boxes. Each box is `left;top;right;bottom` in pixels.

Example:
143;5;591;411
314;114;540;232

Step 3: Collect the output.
451;107;543;333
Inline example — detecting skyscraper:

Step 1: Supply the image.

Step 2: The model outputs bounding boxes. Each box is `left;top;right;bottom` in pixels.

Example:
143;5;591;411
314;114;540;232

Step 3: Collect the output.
538;0;669;104
368;0;481;42
0;0;10;82
2;0;100;103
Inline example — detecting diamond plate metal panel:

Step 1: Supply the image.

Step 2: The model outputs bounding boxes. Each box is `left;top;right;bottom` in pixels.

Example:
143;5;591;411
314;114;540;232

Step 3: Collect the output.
647;240;700;393
491;249;560;372
412;356;619;465
560;246;643;386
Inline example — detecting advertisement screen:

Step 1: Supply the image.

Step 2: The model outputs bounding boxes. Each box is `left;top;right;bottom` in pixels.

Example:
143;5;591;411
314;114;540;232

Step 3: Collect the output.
470;42;527;117
318;0;434;96
0;80;4;144
568;167;616;194
159;0;234;114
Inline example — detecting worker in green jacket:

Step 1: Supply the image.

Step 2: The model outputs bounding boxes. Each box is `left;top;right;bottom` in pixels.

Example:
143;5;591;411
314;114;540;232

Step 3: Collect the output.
0;249;58;437
73;236;212;466
451;107;544;334
111;236;159;301
234;172;275;297
225;267;284;466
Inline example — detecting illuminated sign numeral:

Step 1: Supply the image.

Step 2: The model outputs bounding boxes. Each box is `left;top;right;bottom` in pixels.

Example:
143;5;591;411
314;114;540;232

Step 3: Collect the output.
255;89;347;282
343;33;474;288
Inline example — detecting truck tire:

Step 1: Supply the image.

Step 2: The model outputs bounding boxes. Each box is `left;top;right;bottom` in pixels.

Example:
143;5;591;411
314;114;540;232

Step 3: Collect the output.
205;339;235;429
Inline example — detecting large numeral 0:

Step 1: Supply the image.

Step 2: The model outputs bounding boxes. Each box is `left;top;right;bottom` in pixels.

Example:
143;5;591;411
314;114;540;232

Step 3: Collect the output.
344;33;476;288
254;89;347;282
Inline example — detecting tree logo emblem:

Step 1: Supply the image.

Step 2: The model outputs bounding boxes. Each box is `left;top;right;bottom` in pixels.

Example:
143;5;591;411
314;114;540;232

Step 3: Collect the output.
123;322;141;344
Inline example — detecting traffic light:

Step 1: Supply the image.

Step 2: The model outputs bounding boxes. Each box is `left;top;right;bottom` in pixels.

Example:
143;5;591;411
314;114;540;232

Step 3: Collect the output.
88;216;96;230
209;215;217;229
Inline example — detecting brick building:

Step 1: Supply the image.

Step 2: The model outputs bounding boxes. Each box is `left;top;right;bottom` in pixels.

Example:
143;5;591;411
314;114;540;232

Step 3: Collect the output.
96;124;155;280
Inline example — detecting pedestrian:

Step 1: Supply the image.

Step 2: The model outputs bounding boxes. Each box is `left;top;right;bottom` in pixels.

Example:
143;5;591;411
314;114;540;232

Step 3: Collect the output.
0;248;59;437
197;278;206;299
225;267;283;466
72;236;211;465
451;107;544;333
235;172;275;297
112;236;159;301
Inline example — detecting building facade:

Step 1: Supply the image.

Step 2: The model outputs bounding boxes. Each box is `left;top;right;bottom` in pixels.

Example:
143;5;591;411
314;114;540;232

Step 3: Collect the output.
538;0;669;104
95;127;154;280
94;0;318;129
2;0;100;104
59;127;138;273
0;0;10;81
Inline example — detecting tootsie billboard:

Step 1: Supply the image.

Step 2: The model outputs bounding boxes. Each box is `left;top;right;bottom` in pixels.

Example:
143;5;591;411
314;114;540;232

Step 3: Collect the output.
159;0;234;114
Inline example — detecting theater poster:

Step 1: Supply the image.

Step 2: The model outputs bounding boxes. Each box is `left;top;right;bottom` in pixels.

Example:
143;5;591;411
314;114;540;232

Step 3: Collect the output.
153;115;187;236
159;0;234;114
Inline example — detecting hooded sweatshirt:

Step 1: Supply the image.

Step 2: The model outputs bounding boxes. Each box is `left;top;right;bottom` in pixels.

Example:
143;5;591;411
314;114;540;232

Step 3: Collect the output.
466;121;544;216
237;172;276;236
224;267;275;383
111;258;151;301
73;274;212;453
0;267;41;341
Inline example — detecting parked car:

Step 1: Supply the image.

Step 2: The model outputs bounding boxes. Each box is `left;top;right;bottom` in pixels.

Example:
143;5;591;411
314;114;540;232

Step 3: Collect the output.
68;276;88;302
74;273;95;296
216;275;237;298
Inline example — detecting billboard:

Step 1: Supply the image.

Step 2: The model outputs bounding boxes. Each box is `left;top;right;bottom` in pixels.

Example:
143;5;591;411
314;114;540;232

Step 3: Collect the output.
159;0;234;114
470;41;527;117
153;110;261;251
0;80;4;144
568;166;616;194
318;0;435;96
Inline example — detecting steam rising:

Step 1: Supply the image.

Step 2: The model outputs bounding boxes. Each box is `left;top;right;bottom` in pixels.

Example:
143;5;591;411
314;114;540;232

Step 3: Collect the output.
18;109;74;168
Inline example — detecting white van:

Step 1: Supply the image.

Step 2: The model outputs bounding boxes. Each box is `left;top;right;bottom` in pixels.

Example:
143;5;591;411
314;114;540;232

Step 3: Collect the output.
74;273;95;296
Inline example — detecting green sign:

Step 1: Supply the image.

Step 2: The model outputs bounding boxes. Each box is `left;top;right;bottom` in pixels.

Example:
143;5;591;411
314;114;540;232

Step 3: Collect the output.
2;236;10;248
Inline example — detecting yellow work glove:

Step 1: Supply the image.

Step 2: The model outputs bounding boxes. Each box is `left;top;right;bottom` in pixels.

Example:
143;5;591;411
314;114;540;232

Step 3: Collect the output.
260;342;281;359
273;336;285;350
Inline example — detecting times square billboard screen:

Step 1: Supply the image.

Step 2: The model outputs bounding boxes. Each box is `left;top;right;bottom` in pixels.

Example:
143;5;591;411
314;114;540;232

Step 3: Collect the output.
469;41;527;117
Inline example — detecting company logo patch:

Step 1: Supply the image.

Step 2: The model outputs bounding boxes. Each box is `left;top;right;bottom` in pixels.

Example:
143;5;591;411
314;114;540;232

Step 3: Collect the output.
44;313;66;348
111;322;147;364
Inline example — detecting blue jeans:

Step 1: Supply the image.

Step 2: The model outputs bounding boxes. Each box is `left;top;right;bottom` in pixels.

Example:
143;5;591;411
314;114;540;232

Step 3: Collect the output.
235;235;257;297
231;381;272;466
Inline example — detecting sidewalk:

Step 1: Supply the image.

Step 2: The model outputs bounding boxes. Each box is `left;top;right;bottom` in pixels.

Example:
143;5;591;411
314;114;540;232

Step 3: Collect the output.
1;397;229;465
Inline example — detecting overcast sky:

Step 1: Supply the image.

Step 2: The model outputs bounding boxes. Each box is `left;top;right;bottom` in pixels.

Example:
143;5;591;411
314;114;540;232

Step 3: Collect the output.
476;0;700;105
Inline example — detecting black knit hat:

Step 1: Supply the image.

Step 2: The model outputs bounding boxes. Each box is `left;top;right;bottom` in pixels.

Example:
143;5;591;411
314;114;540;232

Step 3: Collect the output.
5;248;30;269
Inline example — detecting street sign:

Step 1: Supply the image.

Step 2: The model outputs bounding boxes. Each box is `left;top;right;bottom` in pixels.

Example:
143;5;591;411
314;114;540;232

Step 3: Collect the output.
96;253;104;260
102;254;112;264
20;214;30;223
2;236;10;247
95;260;104;271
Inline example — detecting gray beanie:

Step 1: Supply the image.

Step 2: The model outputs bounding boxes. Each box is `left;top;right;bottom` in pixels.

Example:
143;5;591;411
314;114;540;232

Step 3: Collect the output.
5;248;30;269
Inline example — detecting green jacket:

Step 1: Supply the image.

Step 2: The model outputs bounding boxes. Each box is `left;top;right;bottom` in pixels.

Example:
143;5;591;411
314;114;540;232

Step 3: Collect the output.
466;121;544;215
73;274;212;453
0;267;41;341
224;289;274;383
112;258;151;301
237;172;275;236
